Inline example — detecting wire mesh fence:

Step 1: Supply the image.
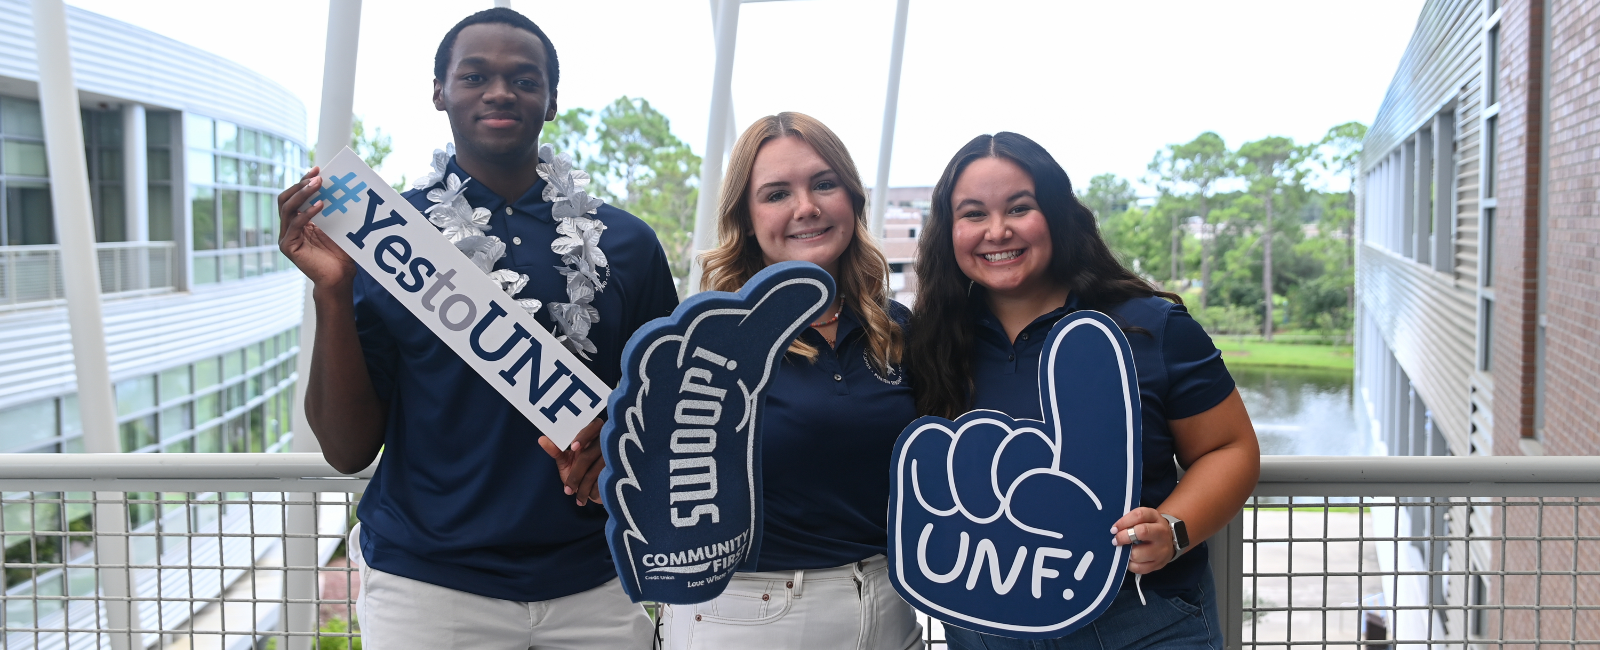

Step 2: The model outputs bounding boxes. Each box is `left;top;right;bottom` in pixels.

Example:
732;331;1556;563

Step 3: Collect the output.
0;455;1593;649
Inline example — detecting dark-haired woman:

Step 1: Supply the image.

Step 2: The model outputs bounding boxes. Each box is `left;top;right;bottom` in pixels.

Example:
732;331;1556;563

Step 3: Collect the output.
908;133;1259;650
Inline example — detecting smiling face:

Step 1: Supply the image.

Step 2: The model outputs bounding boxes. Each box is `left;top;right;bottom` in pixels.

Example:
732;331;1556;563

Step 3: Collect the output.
950;157;1062;300
433;23;557;166
746;136;856;277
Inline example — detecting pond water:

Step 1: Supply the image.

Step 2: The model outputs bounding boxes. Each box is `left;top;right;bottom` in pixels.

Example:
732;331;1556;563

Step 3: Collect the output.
1232;366;1373;456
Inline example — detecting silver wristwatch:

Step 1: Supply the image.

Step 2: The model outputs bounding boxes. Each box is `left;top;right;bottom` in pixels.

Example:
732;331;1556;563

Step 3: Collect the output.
1160;513;1190;559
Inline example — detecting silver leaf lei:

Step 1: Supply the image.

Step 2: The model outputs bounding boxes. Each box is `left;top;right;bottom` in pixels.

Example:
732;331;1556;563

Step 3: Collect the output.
415;143;608;359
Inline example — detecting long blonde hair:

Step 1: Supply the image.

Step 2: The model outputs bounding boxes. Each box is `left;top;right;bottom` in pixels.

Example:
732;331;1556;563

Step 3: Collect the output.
699;112;903;371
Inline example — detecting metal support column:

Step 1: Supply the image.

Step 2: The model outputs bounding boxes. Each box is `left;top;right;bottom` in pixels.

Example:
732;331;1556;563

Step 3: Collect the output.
869;0;910;239
123;103;149;289
1210;512;1244;650
287;2;362;648
32;4;129;648
686;0;741;295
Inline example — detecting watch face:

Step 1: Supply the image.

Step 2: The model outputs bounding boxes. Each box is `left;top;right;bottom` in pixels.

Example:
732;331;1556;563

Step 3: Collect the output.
1173;519;1189;548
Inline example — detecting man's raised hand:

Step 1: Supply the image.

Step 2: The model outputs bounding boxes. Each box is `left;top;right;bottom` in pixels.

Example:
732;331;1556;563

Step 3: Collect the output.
277;167;357;292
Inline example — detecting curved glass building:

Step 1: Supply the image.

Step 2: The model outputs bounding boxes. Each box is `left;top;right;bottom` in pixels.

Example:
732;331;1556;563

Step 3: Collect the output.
0;0;308;457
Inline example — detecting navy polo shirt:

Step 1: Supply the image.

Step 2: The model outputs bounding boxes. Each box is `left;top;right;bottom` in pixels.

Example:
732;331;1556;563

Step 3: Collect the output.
967;293;1235;599
750;302;918;571
352;157;678;602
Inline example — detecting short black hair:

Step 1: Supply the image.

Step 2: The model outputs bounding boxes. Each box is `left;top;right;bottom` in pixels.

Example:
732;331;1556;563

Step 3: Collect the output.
433;7;560;93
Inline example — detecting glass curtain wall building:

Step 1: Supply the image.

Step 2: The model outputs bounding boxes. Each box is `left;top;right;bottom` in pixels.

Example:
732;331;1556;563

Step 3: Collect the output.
0;0;311;637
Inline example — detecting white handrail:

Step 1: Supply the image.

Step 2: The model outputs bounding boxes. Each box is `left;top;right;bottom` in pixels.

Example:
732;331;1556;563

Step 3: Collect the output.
0;452;372;492
0;453;1594;495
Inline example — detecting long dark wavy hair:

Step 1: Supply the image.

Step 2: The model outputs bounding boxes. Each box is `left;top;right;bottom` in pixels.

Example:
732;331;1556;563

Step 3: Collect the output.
908;132;1180;419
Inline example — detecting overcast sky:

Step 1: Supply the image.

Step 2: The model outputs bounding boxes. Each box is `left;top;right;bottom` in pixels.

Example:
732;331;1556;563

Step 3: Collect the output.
69;0;1426;194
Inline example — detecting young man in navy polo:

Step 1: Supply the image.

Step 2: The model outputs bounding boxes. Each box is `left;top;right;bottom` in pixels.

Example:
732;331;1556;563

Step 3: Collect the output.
276;8;676;648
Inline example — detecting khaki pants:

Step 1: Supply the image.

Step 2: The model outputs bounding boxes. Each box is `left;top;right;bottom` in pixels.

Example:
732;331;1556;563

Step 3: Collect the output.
348;523;654;649
660;555;924;650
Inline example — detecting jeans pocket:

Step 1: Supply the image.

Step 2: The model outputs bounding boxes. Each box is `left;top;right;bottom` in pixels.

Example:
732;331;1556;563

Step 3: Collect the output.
695;582;792;626
1165;592;1203;618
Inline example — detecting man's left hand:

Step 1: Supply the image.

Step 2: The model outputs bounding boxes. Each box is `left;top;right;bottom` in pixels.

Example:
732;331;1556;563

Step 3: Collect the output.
539;418;605;506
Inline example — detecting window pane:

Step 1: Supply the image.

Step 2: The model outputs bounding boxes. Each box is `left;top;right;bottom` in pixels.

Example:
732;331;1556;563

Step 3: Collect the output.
216;121;238;152
219;189;240;248
191;186;215;250
1484;116;1497;199
160;404;191;441
95;186;125;243
196;357;221;390
159;366;191;403
195;391;220;425
61;394;81;441
227;416;248;453
260;192;277;243
147;148;171;181
217;156;238;185
193;254;218;285
186;150;213;185
148;185;173;241
0;400;57;453
184;114;213;150
224;350;244;381
4;140;49;177
195;426;221;453
146;112;172;145
6;183;56;245
119;415;156;452
249;405;266;453
2;98;45;138
162;437;194;454
241;191;258;247
242;129;259;157
96;148;122;181
115;375;155;417
221;253;240;280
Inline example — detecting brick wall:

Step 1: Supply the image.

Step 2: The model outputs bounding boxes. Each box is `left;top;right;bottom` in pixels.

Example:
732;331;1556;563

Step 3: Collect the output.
1539;0;1600;457
1490;0;1544;455
1492;1;1600;646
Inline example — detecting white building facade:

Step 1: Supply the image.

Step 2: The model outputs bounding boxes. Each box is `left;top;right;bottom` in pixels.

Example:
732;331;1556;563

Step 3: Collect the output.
0;2;311;638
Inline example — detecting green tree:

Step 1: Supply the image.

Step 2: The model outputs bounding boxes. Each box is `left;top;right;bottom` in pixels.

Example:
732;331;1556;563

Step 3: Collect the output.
545;98;702;294
1079;173;1137;219
1148;132;1233;307
347;116;401;191
1313;121;1367;312
540;107;596;167
1236;136;1305;341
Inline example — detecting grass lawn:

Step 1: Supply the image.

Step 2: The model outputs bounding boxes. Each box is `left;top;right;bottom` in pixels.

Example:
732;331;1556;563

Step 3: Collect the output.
1212;337;1353;371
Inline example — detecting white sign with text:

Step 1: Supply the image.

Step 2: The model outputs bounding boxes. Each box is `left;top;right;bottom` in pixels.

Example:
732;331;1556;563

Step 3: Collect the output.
311;147;609;449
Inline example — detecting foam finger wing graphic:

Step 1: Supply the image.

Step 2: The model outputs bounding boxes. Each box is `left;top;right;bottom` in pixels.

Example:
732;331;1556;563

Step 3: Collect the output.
889;310;1142;638
599;262;835;604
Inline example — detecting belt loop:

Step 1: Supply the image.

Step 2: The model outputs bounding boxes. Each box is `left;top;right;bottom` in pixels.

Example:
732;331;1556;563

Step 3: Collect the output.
791;569;806;598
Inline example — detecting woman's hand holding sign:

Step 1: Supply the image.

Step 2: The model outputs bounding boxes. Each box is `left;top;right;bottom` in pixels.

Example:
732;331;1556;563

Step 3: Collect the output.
887;310;1142;640
1112;507;1176;574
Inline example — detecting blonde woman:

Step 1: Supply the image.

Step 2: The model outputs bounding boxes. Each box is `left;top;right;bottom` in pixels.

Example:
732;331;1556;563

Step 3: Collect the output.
658;113;923;649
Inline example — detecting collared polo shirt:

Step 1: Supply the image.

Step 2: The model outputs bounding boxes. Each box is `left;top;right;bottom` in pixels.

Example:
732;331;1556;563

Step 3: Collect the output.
749;302;918;571
967;293;1235;598
352;157;679;602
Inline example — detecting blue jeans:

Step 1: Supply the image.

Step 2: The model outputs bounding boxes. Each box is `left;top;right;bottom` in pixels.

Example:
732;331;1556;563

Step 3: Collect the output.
944;570;1223;650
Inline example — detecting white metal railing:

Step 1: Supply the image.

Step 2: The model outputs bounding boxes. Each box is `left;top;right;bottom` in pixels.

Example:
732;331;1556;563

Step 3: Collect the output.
0;242;177;310
0;454;1595;649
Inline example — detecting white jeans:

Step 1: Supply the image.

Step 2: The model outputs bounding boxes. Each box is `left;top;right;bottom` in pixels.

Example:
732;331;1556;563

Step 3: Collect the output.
660;555;924;650
348;523;654;649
